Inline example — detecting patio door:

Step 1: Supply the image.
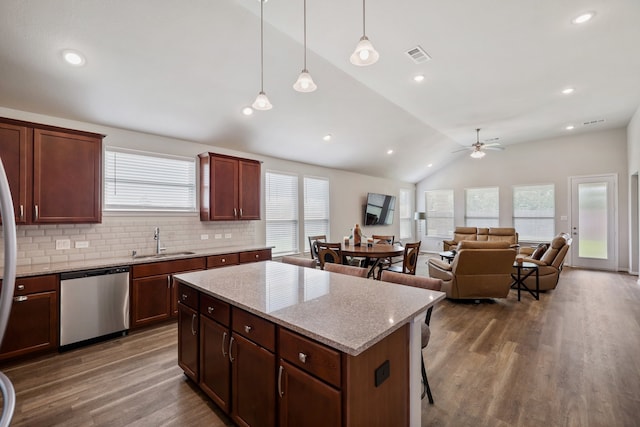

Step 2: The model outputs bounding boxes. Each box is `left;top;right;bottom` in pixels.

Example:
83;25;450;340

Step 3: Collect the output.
570;174;617;270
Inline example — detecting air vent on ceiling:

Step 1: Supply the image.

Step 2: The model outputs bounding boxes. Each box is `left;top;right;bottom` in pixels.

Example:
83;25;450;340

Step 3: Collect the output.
583;119;605;126
405;45;432;64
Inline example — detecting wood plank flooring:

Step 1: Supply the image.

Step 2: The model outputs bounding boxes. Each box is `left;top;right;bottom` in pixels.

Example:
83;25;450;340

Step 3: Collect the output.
2;262;640;426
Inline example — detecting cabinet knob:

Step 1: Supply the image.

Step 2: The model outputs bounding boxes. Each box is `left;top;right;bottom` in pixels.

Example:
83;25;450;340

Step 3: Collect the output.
16;284;25;291
182;294;188;300
207;306;214;314
221;258;226;263
14;296;28;302
255;254;259;259
298;352;308;364
244;325;252;334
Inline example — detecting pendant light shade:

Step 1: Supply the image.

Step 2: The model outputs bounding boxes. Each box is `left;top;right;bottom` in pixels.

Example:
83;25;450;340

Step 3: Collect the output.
293;0;317;92
253;0;272;110
470;149;486;159
350;0;379;66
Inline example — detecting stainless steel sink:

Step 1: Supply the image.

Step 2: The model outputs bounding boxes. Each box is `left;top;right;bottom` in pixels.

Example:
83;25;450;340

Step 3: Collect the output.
133;251;196;260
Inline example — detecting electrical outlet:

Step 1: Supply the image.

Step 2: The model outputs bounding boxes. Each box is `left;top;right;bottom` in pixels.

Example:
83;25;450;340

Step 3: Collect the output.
200;234;209;240
214;234;222;239
75;241;89;249
224;233;232;239
56;239;71;250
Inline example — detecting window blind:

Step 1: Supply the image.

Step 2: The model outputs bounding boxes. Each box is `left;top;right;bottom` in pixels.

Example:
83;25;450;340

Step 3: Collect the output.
265;171;299;255
513;184;555;241
426;189;454;237
104;148;196;211
399;188;412;239
304;177;330;251
465;187;499;227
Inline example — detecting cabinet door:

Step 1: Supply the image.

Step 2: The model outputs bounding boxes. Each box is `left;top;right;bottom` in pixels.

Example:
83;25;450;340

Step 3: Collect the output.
200;315;231;412
0;291;58;360
230;333;276;427
211;155;239;220
131;275;172;328
178;303;199;382
278;360;341;427
33;128;102;223
0;122;30;224
238;159;260;220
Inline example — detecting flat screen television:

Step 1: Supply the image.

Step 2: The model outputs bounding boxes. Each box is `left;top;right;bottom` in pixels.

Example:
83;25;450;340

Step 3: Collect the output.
364;192;396;226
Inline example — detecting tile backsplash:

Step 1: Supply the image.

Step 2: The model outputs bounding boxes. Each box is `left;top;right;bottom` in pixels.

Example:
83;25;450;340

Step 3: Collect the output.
1;216;259;267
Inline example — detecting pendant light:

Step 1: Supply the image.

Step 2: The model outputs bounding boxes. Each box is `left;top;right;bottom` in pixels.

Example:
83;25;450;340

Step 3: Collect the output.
293;0;317;92
350;0;379;66
252;0;272;110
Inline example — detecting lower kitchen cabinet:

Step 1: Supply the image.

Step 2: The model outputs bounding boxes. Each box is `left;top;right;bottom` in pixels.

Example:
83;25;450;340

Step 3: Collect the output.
200;315;231;411
177;302;199;382
230;333;276;427
0;274;58;361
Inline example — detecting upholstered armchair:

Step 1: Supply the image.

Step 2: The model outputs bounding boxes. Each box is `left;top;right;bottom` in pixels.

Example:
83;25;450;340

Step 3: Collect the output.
428;241;517;299
442;227;478;251
517;232;572;290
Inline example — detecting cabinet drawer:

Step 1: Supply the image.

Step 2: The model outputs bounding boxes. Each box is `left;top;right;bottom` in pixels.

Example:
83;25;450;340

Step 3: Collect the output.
177;283;199;310
200;293;230;326
207;253;239;269
239;249;272;264
132;257;206;278
232;308;275;352
4;274;58;296
278;328;341;388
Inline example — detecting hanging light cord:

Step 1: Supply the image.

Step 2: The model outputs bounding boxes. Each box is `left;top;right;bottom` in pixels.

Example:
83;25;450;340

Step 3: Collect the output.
260;0;264;92
362;0;366;37
303;0;307;69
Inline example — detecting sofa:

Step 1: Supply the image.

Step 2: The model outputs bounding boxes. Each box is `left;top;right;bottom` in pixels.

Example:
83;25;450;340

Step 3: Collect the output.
442;227;519;251
428;241;517;299
517;232;572;291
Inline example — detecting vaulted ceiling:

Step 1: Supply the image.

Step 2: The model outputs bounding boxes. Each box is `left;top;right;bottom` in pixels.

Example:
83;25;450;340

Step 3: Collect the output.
1;0;639;182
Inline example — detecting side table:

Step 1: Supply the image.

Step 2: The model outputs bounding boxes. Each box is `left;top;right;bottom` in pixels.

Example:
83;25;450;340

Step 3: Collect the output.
511;261;540;301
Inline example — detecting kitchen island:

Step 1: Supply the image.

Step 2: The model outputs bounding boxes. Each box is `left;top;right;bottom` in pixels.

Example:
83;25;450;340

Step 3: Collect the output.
174;260;445;427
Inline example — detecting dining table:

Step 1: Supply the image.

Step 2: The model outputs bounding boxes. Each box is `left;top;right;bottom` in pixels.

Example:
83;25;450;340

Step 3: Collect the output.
341;242;404;278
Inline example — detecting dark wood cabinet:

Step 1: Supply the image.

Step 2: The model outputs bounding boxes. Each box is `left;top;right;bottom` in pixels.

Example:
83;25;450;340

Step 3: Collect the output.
199;152;261;221
239;249;272;264
0;274;59;361
0;117;103;224
178;302;199;382
131;257;205;329
200;315;231;411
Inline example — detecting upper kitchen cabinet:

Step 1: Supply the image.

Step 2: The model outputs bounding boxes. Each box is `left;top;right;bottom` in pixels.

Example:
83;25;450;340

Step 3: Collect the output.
0;118;103;224
199;152;261;221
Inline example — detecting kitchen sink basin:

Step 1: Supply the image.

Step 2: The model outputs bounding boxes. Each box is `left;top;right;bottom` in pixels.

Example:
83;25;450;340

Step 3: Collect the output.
133;251;196;260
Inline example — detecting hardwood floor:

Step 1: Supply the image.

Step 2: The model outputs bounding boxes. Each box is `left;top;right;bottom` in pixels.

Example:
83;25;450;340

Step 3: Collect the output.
2;263;639;426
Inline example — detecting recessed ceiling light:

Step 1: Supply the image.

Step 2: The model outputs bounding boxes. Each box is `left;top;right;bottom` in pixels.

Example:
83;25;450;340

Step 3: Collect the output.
427;163;433;168
241;106;254;116
565;125;575;130
62;49;86;66
413;74;425;83
572;11;595;24
387;149;394;155
323;134;332;142
562;87;575;94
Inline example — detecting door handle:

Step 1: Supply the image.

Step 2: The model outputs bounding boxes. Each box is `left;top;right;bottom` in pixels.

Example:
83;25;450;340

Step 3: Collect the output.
221;332;228;357
190;313;197;336
34;204;39;221
228;336;235;362
278;365;284;397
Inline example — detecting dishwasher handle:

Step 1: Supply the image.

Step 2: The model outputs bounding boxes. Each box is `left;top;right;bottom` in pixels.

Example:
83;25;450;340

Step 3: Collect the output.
61;266;130;281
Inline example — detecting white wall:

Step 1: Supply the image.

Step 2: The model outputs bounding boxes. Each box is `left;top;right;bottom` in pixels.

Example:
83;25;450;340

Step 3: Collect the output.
0;107;413;266
627;105;640;275
416;127;630;271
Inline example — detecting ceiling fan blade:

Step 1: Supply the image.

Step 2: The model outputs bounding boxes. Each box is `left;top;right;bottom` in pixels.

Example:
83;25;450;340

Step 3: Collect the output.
485;146;505;151
452;147;473;153
483;142;501;147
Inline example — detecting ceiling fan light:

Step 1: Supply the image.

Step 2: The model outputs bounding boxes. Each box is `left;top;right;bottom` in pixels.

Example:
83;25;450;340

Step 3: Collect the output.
252;91;272;110
470;149;486;159
293;70;317;92
350;36;379;66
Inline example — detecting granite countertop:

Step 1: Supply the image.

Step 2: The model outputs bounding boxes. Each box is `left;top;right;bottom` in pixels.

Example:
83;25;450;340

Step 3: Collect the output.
174;261;446;356
5;245;273;278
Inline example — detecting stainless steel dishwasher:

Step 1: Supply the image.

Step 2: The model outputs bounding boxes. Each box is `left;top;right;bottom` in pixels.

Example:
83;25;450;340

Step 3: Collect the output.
60;266;130;349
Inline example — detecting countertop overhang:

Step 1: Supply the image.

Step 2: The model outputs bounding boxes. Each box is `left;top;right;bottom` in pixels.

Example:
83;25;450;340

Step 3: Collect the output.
175;261;446;356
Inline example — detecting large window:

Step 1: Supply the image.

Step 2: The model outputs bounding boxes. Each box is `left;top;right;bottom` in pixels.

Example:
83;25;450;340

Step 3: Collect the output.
465;187;499;227
513;184;555;241
265;171;298;256
304;177;330;251
399;188;412;239
425;190;454;237
104;148;196;212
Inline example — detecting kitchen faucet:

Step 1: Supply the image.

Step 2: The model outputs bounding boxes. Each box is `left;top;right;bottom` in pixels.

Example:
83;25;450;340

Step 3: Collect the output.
154;227;165;254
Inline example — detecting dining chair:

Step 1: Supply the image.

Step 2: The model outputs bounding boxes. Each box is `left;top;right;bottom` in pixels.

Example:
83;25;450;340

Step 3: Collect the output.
381;241;421;277
380;270;442;403
282;256;317;269
371;234;396;270
316;242;343;270
307;235;327;267
323;263;368;278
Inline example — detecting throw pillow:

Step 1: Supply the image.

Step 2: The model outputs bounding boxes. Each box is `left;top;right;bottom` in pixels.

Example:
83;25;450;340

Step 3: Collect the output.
531;243;548;260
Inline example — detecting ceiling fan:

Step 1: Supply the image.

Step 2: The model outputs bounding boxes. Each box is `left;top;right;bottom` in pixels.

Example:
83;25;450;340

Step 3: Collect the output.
453;128;504;158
